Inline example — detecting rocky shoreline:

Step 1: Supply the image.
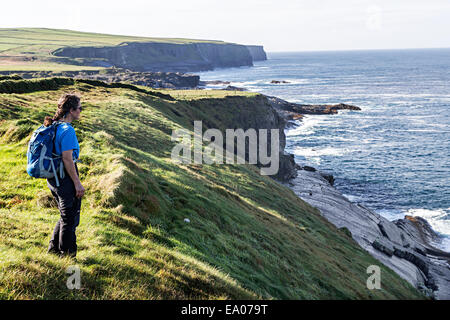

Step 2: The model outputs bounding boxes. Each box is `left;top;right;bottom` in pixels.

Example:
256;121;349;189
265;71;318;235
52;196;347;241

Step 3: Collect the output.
265;95;361;128
282;168;450;299
0;68;200;89
269;96;450;299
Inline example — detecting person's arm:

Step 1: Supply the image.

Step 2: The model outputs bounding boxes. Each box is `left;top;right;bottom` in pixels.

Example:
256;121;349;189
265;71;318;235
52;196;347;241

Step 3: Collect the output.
62;149;85;198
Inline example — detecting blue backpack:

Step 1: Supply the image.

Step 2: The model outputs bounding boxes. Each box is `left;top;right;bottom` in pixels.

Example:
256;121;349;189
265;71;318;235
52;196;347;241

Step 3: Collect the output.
26;121;64;187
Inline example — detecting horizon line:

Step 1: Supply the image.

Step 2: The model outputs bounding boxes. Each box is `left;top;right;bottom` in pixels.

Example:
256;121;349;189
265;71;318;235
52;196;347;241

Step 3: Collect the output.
2;27;448;54
266;46;450;54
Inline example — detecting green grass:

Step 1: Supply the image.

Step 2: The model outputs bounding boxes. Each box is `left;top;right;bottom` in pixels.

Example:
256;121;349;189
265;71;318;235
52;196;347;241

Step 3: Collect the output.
0;64;104;72
159;89;258;100
0;79;425;299
0;28;233;72
0;28;227;54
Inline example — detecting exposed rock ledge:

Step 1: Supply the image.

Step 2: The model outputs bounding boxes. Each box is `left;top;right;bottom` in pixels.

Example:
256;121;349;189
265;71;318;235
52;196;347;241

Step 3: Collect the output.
264;94;450;298
0;68;200;89
266;95;361;128
282;158;450;299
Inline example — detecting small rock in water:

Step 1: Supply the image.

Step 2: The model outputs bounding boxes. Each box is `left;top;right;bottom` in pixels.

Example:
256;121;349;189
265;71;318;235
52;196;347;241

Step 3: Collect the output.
270;80;290;84
320;173;335;186
223;85;246;91
302;166;317;172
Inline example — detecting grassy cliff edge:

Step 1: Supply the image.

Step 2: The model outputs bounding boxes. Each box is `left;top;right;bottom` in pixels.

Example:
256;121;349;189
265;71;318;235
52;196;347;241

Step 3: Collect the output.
0;78;423;299
0;28;260;72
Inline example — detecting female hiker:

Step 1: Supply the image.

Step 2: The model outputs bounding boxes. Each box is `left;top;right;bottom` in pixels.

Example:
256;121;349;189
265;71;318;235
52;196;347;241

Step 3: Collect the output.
44;93;84;257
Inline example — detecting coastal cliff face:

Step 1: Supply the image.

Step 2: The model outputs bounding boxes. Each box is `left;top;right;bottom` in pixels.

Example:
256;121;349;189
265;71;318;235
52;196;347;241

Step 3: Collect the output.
191;92;450;296
246;45;267;61
52;42;257;72
184;94;297;182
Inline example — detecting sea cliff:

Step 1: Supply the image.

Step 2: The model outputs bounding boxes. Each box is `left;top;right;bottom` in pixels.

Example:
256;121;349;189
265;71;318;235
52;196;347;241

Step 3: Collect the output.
246;45;267;61
0;28;267;73
52;42;263;72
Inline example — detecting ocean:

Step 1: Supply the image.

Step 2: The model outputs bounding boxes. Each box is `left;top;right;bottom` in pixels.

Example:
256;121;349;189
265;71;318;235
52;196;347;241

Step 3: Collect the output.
196;48;450;251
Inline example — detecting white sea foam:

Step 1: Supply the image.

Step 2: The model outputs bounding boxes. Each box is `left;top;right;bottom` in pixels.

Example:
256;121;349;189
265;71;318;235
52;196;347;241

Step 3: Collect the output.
375;207;450;252
230;80;260;86
395;129;450;133
285;115;329;136
342;194;362;203
406;208;450;232
376;208;405;221
293;146;348;158
406;208;450;252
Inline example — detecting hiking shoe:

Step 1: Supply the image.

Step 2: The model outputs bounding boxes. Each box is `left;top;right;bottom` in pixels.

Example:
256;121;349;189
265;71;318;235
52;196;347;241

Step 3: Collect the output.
47;244;60;255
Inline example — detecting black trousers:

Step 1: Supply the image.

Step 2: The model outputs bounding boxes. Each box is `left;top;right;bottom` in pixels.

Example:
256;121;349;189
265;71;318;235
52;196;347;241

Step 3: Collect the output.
47;164;81;256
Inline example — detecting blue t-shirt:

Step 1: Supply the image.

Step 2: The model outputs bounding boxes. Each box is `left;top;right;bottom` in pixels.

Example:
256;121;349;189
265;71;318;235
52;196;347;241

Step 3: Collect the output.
54;122;79;160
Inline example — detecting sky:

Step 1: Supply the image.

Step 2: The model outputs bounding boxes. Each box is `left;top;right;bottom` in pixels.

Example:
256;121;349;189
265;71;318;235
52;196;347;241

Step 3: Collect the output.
1;0;450;52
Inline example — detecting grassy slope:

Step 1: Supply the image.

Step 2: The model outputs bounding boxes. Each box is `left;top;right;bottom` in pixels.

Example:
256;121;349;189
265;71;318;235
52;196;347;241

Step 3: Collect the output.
0;28;228;71
0;80;424;299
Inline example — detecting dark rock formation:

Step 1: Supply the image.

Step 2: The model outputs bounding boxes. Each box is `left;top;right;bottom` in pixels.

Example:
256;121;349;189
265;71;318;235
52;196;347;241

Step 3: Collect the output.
198;80;231;86
266;95;361;121
265;95;361;133
52;42;259;72
395;216;446;250
302;166;316;172
372;239;395;257
0;74;22;81
0;68;200;89
246;45;267;61
271;80;290;84
320;173;335;186
276;153;298;182
223;85;246;91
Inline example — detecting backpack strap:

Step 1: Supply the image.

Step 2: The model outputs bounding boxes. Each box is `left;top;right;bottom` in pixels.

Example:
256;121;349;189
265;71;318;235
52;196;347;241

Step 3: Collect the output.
59;158;80;180
52;121;64;185
50;159;60;187
60;160;64;180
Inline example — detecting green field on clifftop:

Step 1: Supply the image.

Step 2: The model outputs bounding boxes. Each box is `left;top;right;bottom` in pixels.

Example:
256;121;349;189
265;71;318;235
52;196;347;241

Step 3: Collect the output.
0;28;228;72
0;78;424;299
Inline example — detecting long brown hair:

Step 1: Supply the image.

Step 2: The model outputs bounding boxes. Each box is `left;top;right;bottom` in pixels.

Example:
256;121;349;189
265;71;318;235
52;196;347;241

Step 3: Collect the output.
43;93;81;127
